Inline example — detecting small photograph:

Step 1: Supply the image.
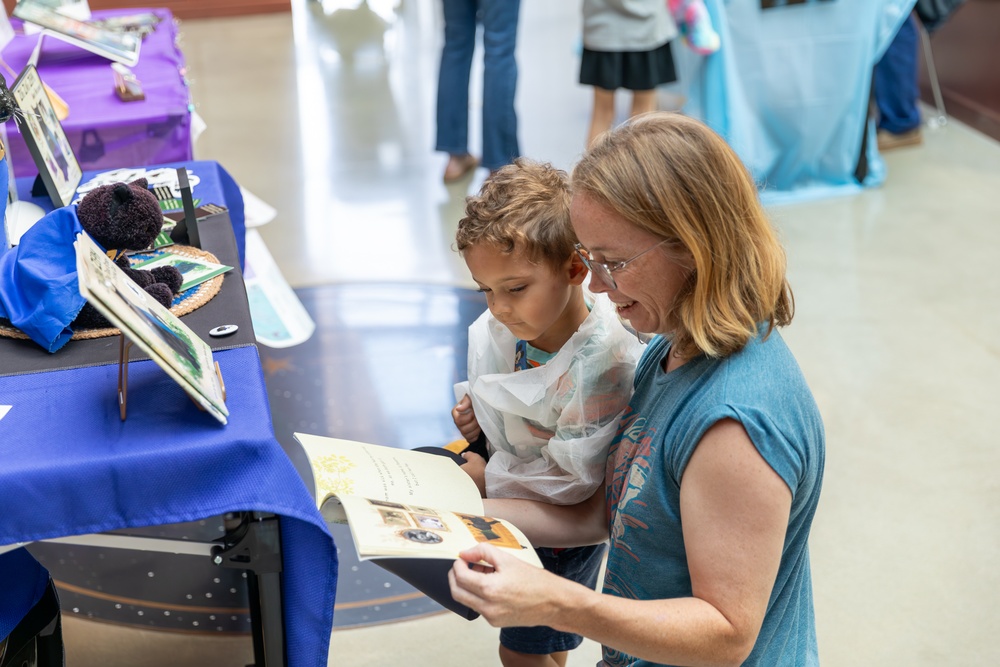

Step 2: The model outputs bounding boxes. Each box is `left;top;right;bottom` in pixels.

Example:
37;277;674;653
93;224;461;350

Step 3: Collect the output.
407;506;439;516
412;514;447;531
397;529;443;545
368;499;407;510
11;65;82;207
456;514;525;550
129;252;232;292
378;509;411;527
89;11;162;37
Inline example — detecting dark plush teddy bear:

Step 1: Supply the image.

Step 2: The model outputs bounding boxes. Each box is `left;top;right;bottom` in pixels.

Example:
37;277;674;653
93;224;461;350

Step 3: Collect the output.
72;179;184;329
0;176;186;352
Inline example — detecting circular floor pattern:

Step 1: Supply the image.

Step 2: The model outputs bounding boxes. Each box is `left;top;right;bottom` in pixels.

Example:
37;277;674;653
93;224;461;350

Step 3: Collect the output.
262;283;486;627
29;283;487;633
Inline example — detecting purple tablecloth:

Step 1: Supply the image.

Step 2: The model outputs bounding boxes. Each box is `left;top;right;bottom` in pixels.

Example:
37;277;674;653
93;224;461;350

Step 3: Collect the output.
1;8;193;176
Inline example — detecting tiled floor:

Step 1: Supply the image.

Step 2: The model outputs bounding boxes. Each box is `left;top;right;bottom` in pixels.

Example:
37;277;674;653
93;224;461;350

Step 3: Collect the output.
58;1;1000;666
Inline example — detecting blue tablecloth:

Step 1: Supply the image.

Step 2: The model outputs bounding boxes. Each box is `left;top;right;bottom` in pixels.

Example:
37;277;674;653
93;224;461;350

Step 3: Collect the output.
670;0;917;204
0;345;337;666
14;159;246;268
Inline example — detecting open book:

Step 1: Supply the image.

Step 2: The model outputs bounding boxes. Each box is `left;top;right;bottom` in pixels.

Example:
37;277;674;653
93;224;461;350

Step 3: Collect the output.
74;231;228;424
294;433;542;619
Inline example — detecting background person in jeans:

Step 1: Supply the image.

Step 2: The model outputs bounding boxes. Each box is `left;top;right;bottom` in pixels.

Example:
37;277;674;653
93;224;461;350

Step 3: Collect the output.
435;0;521;183
874;12;923;150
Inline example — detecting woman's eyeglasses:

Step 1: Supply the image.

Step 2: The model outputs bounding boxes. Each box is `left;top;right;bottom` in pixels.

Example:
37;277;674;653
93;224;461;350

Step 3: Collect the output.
574;240;669;290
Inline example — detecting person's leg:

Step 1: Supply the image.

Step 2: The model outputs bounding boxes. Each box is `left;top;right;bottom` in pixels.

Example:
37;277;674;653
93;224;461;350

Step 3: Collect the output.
587;87;616;147
479;0;521;171
498;545;603;667
874;13;921;136
436;0;478;171
499;645;568;667
629;88;658;118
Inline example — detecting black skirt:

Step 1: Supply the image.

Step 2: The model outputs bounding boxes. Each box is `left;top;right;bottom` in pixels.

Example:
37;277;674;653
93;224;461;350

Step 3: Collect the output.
580;40;677;91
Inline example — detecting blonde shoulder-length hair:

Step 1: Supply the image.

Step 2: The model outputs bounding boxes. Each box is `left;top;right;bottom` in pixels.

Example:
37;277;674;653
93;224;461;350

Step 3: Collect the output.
571;112;794;359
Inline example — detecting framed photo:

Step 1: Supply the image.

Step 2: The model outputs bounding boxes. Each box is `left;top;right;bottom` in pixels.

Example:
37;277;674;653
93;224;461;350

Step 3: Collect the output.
74;231;229;424
11;64;82;208
12;1;142;67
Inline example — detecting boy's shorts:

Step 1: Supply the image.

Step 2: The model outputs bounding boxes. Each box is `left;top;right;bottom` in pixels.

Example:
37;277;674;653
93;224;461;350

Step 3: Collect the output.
499;543;607;655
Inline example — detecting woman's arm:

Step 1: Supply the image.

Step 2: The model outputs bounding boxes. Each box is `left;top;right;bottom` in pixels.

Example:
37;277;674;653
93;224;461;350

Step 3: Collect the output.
481;481;608;548
451;419;792;667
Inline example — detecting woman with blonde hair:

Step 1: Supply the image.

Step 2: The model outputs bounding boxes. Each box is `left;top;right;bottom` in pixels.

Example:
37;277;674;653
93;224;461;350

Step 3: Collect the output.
450;112;824;667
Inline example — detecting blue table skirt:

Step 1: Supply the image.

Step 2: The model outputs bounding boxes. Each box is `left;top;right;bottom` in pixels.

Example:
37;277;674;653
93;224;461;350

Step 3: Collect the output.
14;160;247;269
0;549;50;642
0;345;337;666
669;0;916;204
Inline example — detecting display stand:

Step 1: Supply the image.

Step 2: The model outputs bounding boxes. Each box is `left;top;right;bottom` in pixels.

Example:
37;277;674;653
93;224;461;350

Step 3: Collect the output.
2;511;288;667
170;166;202;247
116;332;226;421
117;334;133;420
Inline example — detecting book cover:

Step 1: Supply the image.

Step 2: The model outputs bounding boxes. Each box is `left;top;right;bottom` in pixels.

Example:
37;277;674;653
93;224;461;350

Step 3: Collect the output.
74;231;228;424
294;433;542;619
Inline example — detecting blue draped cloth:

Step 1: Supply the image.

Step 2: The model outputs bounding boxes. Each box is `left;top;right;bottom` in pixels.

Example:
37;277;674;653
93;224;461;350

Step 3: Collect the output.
0;207;87;353
0;154;53;643
0;345;337;666
670;0;917;204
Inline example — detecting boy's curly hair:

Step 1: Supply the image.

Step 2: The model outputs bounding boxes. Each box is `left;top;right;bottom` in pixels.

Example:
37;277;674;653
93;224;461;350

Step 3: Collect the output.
455;158;574;269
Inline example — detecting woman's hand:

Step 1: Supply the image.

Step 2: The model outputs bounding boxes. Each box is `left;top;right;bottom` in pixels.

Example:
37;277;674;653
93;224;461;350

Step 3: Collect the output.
449;543;575;629
451;395;482;442
460;451;487;497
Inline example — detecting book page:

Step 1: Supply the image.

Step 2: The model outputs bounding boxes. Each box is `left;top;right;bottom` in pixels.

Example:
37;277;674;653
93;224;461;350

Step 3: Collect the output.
295;433;484;522
338;495;542;567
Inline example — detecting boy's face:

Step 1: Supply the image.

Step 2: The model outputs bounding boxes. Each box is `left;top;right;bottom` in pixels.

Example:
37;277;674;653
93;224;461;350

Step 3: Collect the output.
464;242;586;354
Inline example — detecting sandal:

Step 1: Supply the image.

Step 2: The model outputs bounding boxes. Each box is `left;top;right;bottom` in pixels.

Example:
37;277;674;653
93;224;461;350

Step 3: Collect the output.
443;154;479;183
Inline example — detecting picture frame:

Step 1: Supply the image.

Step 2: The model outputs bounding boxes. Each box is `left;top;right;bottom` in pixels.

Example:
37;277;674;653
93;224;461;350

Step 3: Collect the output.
12;1;142;67
11;64;82;208
74;230;229;424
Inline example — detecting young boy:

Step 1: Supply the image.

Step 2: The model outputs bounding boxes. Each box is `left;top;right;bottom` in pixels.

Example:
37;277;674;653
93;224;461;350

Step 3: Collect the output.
452;158;643;667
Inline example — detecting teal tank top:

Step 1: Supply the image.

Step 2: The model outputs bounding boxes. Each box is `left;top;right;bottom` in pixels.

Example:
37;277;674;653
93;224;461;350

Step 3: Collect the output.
602;329;824;666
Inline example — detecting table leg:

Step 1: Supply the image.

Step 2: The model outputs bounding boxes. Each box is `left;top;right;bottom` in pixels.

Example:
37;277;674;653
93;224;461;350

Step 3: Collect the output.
212;512;285;667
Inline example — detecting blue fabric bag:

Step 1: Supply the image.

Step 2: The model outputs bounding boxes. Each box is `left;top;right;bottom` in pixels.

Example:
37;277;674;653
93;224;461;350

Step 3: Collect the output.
0;204;88;353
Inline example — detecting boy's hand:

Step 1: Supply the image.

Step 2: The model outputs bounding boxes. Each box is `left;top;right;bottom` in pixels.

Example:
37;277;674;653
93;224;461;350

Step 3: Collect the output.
452;395;482;443
460;451;487;498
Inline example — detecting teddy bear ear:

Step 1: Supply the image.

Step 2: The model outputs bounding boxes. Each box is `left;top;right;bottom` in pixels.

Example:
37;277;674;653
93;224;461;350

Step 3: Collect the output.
131;177;150;190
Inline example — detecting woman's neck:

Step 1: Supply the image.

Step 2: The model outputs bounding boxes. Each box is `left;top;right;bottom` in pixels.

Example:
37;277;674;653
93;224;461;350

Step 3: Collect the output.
663;340;692;373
